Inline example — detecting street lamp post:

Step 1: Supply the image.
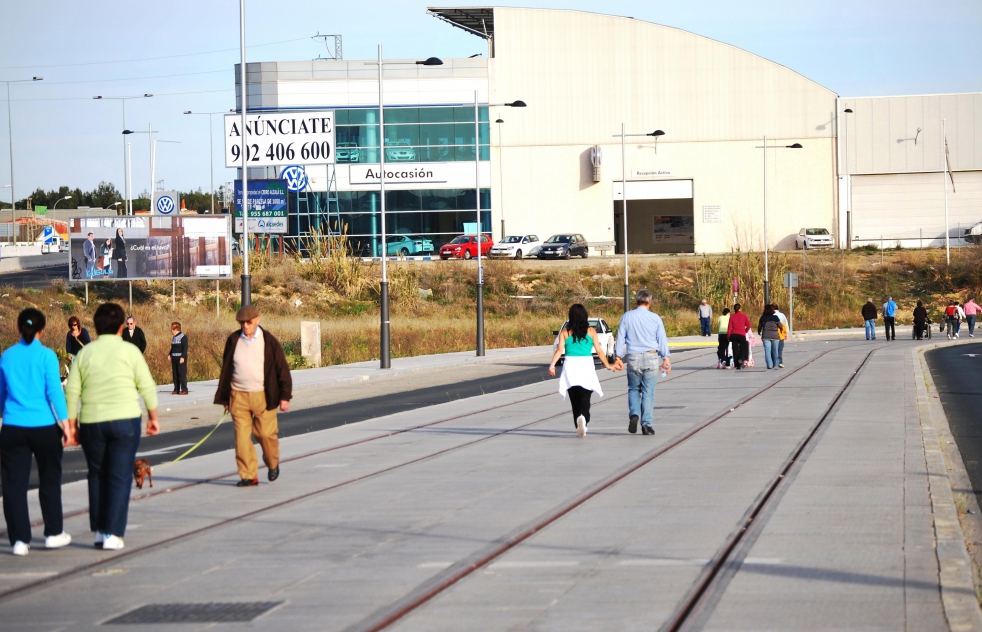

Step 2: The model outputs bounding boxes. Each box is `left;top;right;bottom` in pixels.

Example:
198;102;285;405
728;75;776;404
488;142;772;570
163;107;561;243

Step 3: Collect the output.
496;117;505;239
238;0;251;305
94;94;153;214
4;77;43;242
843;108;853;250
366;47;444;369
183;111;220;213
755;137;803;305
614;126;665;313
53;195;71;209
474;96;526;356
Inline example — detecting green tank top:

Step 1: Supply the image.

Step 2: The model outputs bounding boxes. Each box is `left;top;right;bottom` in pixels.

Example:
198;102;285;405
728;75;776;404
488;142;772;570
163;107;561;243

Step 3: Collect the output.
564;332;595;356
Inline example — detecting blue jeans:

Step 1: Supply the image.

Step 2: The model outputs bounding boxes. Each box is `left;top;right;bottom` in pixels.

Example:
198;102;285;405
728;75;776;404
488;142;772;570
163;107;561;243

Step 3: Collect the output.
777;340;785;365
699;317;711;336
85;260;95;279
79;417;142;538
968;315;977;336
626;353;660;426
865;319;876;340
762;339;780;368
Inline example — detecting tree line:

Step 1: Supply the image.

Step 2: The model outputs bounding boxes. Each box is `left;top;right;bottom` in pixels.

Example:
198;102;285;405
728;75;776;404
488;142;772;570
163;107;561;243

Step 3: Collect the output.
0;183;225;214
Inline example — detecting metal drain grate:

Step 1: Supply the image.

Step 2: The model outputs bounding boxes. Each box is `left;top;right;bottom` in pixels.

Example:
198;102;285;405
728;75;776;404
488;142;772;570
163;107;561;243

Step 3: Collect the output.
105;602;282;624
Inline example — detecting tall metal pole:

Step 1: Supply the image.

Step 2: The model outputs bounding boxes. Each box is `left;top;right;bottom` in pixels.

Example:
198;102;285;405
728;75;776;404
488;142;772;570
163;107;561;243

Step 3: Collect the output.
497;117;505;239
378;45;390;368
763;135;770;306
239;0;251;305
843;110;851;250
6;83;15;243
126;142;132;217
943;118;950;266
121;100;128;214
148;123;153;212
209;114;215;214
621;122;629;313
475;89;485;356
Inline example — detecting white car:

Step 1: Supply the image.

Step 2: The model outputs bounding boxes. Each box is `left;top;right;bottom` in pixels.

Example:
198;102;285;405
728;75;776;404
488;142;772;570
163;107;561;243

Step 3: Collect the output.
965;222;982;245
552;317;616;363
489;234;542;259
795;227;834;250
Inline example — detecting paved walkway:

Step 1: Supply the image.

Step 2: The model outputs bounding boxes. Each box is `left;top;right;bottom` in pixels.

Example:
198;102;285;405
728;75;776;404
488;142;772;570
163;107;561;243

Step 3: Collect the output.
2;337;980;630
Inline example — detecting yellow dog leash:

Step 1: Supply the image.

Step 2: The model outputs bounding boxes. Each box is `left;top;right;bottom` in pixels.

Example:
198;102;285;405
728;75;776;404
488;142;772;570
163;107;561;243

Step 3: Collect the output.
154;411;229;470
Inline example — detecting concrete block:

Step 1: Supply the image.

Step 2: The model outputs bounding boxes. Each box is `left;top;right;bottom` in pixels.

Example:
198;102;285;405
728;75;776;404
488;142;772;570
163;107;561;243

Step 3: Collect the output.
300;320;321;367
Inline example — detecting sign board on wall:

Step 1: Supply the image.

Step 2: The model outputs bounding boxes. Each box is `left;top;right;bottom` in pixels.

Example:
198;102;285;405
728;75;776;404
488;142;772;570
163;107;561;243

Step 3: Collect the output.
632;169;673;178
349;164;450;186
234;214;288;234
152;191;179;216
702;205;722;223
69;215;232;281
224;112;335;168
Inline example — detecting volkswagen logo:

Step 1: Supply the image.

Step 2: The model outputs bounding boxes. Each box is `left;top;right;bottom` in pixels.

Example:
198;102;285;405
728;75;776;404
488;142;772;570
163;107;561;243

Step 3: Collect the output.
155;195;176;215
281;165;309;192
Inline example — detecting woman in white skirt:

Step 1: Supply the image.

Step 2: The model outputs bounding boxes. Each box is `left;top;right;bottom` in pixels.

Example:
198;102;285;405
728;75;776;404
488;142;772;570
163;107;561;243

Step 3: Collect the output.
548;304;617;438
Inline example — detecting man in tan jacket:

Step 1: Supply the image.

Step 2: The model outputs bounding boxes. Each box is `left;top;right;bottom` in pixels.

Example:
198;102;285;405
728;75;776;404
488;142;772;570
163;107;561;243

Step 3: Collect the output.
214;305;293;487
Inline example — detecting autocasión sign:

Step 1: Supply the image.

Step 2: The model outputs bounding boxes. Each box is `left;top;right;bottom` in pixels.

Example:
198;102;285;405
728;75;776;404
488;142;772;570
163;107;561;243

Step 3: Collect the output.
69;215;233;281
224;112;334;167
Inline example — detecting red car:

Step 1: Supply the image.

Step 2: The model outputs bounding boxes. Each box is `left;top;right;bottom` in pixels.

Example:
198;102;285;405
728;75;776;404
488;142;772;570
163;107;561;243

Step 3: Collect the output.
439;235;493;260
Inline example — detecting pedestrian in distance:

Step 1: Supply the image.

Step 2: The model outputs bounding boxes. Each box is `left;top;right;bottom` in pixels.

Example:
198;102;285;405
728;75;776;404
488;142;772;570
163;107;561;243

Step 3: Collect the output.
99;238;113;276
549;304;618;438
169;322;188;395
65;302;159;552
716;308;731;369
83;233;96;279
944;301;959;340
114;228;128;279
955;302;966;337
882;296;897;341
0;308;72;556
727;304;752;370
65;316;91;361
214;305;293;487
913;301;929;340
698;299;713;337
122;316;147;354
612;289;671;436
862;298;878;340
964;297;980;338
757;305;784;369
772;303;788;368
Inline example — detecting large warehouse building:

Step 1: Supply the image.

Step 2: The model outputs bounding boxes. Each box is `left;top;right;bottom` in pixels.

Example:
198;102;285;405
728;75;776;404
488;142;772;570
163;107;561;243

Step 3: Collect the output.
234;7;980;255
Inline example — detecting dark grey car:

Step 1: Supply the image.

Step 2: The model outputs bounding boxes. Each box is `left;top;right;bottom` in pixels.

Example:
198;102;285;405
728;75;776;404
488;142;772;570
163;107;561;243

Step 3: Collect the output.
537;234;589;259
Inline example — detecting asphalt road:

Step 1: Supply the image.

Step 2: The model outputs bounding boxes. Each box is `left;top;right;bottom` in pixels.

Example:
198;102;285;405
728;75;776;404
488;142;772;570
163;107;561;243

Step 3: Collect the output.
926;342;982;505
0;264;68;289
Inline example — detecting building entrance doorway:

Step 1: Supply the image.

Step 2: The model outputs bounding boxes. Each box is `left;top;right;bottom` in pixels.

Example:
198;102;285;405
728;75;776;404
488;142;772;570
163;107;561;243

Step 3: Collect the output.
613;180;694;254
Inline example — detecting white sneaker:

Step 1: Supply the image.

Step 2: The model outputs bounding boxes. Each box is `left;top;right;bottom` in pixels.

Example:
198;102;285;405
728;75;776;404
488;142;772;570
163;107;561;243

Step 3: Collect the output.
576;415;586;438
11;541;29;556
102;535;124;551
45;533;71;549
779;363;785;368
94;531;105;548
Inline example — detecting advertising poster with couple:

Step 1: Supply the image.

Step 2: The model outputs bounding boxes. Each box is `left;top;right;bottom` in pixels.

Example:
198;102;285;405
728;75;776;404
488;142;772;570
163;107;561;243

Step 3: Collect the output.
69;215;232;281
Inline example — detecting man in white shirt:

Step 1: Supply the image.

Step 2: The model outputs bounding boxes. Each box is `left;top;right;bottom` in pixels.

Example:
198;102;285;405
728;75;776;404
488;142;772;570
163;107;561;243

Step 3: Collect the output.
772;303;789;368
697;300;713;336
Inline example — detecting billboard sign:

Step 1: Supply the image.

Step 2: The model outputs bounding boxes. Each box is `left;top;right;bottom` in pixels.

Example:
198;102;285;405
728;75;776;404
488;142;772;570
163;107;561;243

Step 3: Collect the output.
69;215;232;281
224;111;334;167
152;191;179;215
234;179;287;211
234;214;288;234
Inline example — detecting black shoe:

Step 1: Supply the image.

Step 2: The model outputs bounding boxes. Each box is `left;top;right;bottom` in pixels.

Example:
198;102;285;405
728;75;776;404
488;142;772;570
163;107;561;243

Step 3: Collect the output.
268;466;280;482
641;425;655;436
236;478;259;487
628;415;639;434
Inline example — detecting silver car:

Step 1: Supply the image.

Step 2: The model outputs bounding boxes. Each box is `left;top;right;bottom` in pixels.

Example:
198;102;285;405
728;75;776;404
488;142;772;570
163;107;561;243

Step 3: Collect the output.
795;228;834;250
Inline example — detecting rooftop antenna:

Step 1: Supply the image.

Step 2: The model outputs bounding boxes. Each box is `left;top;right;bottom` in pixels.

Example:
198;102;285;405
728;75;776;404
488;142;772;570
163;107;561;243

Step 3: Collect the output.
312;32;342;60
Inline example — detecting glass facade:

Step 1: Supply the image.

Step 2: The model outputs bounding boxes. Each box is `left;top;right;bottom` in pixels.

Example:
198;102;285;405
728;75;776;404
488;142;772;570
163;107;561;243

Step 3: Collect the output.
335;106;490;164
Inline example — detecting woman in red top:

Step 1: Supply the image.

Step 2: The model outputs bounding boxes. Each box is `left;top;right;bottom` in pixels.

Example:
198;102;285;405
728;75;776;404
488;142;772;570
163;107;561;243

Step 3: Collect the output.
727;304;752;370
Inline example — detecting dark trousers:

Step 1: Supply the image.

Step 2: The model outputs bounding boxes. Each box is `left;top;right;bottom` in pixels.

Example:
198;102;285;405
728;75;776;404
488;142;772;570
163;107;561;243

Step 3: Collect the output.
172;357;187;392
115;259;127;279
0;424;64;545
730;334;748;369
567;386;592;427
914;321;926;339
716;333;730;365
884;316;896;340
700;317;711;336
79;418;141;537
969;315;977;336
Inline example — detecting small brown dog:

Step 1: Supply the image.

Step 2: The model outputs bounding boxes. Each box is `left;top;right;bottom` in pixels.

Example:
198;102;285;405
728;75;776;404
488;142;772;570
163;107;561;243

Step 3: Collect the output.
134;459;153;489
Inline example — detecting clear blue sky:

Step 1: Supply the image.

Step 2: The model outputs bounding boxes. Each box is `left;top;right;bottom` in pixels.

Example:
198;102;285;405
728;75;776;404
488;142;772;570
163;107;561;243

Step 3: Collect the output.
1;0;979;203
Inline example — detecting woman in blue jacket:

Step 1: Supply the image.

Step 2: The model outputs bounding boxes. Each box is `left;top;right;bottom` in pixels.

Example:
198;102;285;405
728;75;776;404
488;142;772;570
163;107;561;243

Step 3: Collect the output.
0;308;72;556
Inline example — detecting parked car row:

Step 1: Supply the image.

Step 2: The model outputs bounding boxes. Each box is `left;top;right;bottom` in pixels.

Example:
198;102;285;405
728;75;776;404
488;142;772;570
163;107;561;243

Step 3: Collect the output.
342;232;593;260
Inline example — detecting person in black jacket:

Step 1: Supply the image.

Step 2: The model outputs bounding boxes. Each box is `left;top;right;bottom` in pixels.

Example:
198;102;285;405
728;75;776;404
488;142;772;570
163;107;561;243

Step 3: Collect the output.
861;298;878;341
65;316;91;361
113;229;128;279
122;316;147;354
169;322;188;395
913;301;929;340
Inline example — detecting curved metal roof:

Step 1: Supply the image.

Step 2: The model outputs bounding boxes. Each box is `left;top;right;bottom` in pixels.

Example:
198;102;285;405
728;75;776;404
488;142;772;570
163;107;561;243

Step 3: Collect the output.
427;7;494;39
